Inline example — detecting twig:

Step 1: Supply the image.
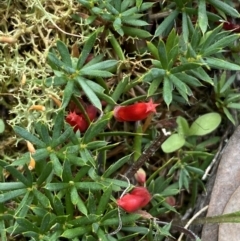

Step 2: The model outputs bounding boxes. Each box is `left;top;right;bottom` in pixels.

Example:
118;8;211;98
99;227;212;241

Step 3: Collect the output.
124;131;167;179
177;205;209;241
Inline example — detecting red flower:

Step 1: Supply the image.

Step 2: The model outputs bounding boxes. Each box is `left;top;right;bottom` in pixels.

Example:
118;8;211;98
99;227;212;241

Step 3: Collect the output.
66;111;88;132
113;99;159;122
117;187;151;213
222;21;240;33
66;103;97;132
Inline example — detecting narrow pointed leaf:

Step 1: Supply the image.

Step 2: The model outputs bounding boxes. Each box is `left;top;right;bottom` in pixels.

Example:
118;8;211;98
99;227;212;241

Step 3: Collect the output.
163;76;173;107
103;154;132;178
77;32;97;69
13;126;46;148
71;186;88;215
208;0;240;18
205;57;240;71
0;188;27;203
16;217;39;233
76;76;102;111
158;40;168;69
154;10;179;37
61;80;74;109
57;40;72;67
52;110;64;140
96;185;112;215
36;161;53;186
198;0;208;34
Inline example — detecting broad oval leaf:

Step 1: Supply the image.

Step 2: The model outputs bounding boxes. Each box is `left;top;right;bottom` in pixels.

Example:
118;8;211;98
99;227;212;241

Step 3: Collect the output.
189;112;221;136
161;133;185;153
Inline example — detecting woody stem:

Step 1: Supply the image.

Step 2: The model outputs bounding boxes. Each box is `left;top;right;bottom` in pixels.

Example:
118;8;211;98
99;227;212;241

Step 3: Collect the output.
124;130;167;179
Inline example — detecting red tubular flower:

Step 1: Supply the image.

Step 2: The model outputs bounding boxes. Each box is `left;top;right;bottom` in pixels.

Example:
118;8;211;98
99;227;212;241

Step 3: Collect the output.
113;99;159;122
222;21;240;32
66;100;98;132
117;187;151;213
66;111;88;132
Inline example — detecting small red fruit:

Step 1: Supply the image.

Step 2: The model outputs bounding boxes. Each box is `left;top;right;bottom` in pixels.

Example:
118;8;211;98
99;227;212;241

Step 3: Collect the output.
113;99;159;122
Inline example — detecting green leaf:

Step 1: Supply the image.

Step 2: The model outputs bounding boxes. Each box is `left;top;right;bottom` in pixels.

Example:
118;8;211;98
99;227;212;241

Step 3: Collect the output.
103;154;132;178
82;112;112;143
57;40;72;67
13;126;46;148
186;166;204;176
182;11;189;43
0;182;25;191
190;25;202;49
154;10;179;37
31;148;50;162
69;214;100;226
208;0;240;18
121;0;134;12
0;188;27;203
61;80;74;109
220;74;235;94
71;186;88;215
5;165;31;187
190;67;213;85
47;52;75;74
76;76;102;111
176;116;190;136
33;189;51;209
147;77;163;96
0;119;5;133
52;110;64;140
198;0;208;34
101;213;140;226
163;76;172;107
204;57;240;71
77;32;97;69
81;60;118;71
199;24;223;50
202;34;239;56
158;40;168;69
113;17;124;36
35;122;51;145
52;196;65;215
96;185;112;215
142;68;165;82
122;26;152;38
147;41;159;60
40;213;52;233
189;112;222;136
61;226;92;239
74;182;103;191
171;62;202;74
109;32;126;61
36;161;53;186
227;103;240;109
16;217;39;233
123;18;149;27
175;73;203;87
169;74;189;95
223;107;235;125
44;183;69;191
161;134;185;153
51;126;73;148
50;153;63;178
